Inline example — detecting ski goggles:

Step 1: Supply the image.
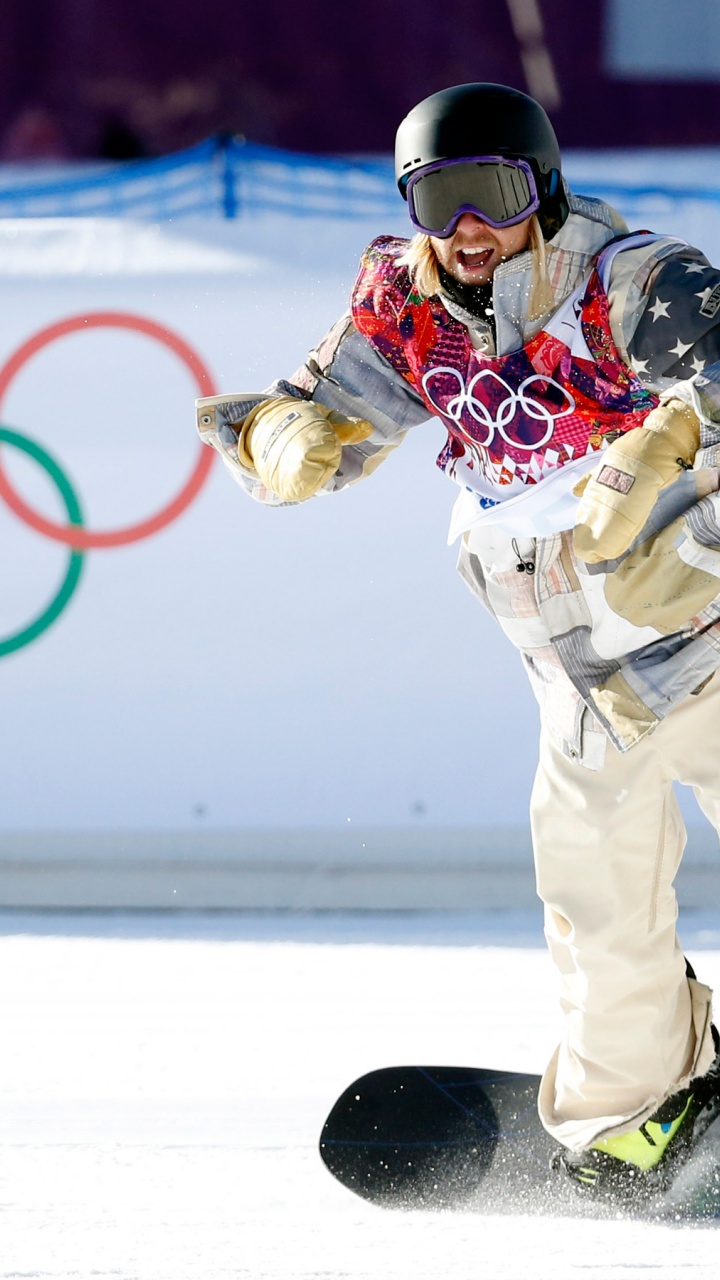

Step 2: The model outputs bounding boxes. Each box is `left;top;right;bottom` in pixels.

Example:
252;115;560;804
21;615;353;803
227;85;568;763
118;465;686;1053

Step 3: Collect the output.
405;156;540;238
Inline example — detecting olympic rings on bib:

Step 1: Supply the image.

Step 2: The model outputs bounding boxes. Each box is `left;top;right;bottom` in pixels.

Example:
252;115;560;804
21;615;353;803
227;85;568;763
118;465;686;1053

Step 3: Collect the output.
421;366;575;451
0;312;217;655
0;426;85;657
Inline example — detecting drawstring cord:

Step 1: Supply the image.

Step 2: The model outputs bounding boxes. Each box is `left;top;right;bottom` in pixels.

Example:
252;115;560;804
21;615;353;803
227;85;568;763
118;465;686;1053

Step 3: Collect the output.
512;538;535;575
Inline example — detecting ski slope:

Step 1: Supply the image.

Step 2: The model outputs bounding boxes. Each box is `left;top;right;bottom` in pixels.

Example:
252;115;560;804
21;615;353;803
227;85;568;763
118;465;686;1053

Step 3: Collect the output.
2;908;720;1279
3;151;720;1276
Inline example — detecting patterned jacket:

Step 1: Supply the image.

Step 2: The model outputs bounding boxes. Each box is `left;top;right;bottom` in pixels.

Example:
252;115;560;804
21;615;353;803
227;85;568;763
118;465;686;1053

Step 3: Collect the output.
197;191;720;768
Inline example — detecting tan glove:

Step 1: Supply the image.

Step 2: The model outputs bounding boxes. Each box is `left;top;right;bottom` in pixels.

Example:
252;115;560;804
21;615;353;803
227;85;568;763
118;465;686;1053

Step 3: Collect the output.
238;396;374;502
573;399;701;563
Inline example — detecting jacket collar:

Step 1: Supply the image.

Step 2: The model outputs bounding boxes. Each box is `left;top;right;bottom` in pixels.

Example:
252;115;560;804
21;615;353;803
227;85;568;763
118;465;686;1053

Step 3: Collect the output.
456;193;629;356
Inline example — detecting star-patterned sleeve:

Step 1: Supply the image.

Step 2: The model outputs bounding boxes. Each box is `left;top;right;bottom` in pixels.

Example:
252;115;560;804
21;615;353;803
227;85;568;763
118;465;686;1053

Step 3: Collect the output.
627;247;720;428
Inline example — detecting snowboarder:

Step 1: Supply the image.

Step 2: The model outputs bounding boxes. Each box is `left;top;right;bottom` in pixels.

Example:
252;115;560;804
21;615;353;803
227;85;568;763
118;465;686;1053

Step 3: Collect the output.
197;83;720;1199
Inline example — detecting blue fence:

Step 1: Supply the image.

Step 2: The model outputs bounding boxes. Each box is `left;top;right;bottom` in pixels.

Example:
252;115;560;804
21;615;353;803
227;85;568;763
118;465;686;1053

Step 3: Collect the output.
0;136;400;221
0;135;719;222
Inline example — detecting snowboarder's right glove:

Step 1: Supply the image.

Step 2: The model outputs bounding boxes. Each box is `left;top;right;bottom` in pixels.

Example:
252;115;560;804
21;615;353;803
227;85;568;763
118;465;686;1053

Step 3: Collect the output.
238;396;374;502
573;399;710;563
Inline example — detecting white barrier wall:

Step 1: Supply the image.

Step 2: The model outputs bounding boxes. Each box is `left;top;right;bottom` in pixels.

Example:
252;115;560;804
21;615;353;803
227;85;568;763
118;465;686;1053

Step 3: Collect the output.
0;212;542;842
1;166;719;907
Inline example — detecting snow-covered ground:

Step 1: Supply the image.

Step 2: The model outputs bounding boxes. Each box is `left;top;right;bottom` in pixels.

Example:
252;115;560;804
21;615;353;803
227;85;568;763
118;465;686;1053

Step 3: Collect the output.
2;908;720;1279
3;152;720;1276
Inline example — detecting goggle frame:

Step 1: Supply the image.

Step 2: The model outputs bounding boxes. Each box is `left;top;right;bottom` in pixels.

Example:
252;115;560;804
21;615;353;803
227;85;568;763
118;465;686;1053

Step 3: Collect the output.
405;155;541;238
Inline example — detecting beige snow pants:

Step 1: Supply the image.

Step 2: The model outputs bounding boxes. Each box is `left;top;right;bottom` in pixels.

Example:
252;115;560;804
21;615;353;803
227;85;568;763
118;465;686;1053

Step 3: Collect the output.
531;672;720;1152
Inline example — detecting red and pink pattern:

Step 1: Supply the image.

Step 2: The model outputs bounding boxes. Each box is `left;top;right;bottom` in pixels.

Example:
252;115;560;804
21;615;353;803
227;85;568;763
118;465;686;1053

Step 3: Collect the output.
351;236;659;493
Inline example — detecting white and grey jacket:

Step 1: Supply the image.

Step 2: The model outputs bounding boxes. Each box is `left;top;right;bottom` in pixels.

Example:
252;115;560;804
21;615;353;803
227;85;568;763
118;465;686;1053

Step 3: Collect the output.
197;192;720;768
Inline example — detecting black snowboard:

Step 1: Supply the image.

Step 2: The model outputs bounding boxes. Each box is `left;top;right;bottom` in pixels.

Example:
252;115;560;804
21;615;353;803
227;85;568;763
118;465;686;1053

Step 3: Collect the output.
319;1064;720;1217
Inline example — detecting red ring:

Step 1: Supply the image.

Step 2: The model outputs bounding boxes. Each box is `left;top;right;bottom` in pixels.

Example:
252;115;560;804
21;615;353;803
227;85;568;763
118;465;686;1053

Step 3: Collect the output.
0;312;217;548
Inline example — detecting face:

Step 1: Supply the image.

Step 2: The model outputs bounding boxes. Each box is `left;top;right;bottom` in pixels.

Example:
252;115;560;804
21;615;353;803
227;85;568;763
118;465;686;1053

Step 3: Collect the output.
430;212;533;287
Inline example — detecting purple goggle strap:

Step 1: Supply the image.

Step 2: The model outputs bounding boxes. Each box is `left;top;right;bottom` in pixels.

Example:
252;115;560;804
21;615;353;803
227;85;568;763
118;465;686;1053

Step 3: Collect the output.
405;155;540;236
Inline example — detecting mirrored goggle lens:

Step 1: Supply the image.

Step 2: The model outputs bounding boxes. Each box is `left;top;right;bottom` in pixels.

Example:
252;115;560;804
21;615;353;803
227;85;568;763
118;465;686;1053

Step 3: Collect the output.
407;159;539;236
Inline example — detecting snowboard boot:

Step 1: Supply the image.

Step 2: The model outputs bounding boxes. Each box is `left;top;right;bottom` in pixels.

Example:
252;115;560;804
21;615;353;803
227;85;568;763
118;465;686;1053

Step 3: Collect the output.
551;1028;720;1203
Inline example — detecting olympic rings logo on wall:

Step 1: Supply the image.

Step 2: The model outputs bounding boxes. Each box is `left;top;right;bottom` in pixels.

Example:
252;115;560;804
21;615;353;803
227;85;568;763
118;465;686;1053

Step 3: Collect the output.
0;311;217;657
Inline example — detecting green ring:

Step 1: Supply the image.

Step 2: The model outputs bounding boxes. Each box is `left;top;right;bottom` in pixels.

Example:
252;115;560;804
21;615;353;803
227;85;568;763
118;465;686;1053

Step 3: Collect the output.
0;426;85;657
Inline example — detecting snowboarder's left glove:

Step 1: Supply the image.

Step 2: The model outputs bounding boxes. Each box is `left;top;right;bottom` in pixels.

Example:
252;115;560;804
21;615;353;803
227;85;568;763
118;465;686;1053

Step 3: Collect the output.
573;399;710;563
238;396;374;502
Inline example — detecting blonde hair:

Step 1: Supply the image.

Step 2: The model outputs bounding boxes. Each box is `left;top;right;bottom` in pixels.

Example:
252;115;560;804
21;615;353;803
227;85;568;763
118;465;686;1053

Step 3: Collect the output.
395;234;443;299
396;214;552;319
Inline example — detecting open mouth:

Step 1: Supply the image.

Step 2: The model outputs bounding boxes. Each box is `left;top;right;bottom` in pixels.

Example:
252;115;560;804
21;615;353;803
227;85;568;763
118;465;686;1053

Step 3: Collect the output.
457;247;494;271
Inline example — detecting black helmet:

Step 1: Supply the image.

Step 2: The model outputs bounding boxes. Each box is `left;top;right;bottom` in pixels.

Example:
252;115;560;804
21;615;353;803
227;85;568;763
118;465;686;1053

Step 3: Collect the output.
395;83;568;239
